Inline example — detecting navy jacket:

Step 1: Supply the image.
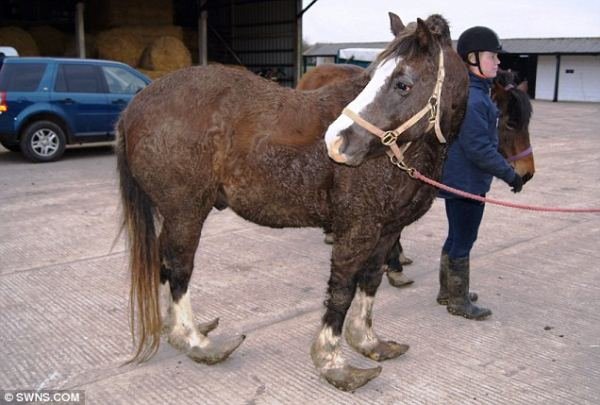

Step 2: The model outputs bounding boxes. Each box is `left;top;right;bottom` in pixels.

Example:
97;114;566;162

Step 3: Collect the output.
440;72;516;198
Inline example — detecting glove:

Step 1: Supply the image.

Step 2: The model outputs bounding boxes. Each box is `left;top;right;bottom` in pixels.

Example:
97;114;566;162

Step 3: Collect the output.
509;173;523;193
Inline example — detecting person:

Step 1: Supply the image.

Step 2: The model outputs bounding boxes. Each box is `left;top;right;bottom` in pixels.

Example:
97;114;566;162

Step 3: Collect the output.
436;26;524;320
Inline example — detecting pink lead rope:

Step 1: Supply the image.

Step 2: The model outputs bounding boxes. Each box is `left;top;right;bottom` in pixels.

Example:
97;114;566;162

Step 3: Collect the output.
412;169;600;213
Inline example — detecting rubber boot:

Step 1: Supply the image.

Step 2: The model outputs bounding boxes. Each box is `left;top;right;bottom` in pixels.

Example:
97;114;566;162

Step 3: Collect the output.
436;251;478;305
446;257;491;320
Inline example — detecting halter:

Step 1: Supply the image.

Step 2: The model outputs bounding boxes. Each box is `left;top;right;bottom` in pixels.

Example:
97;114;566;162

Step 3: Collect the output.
342;49;447;172
506;146;533;162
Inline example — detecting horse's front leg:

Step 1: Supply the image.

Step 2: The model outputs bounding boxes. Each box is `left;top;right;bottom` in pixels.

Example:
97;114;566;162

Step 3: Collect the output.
311;231;383;391
345;233;410;361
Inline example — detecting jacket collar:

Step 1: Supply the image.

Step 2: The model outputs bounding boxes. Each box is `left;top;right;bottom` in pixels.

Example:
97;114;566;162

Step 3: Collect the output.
468;72;492;92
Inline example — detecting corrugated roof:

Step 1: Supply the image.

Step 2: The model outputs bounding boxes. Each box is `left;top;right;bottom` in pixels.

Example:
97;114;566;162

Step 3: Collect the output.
304;38;600;57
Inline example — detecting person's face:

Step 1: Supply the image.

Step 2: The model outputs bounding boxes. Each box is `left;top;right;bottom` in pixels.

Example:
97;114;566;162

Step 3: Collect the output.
468;51;500;78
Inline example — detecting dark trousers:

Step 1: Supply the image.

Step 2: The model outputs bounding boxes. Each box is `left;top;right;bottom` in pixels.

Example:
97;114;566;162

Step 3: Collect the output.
442;198;485;260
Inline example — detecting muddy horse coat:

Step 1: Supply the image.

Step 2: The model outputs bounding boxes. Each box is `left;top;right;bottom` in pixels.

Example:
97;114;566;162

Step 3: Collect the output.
117;14;470;390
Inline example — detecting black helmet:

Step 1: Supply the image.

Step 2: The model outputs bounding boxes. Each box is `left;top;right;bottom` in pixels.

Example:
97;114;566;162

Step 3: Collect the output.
457;26;504;60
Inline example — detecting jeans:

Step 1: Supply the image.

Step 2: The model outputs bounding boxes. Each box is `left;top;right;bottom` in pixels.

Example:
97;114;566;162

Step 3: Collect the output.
442;198;485;260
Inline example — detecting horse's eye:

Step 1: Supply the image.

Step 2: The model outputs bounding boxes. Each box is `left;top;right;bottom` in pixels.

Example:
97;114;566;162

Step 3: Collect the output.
395;81;412;93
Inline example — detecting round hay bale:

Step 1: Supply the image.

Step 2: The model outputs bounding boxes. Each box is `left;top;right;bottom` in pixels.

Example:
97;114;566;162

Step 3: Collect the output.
96;28;144;67
63;34;97;58
0;26;39;56
137;68;169;80
29;26;66;56
140;36;191;72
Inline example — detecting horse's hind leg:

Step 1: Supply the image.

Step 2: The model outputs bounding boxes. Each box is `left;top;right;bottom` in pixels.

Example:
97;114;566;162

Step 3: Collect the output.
159;211;245;364
345;233;409;361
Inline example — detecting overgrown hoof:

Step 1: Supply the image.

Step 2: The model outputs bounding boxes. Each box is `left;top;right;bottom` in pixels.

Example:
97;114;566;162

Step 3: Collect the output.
197;317;220;335
365;341;409;362
187;334;246;365
387;271;414;288
399;253;413;266
447;305;492;320
320;364;382;391
437;292;478;306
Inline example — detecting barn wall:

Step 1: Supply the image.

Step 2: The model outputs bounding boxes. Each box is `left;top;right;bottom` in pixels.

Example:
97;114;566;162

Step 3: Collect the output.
558;55;600;102
535;55;558;101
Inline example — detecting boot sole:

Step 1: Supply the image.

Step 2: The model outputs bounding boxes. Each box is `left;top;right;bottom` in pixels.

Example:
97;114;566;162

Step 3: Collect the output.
447;306;492;320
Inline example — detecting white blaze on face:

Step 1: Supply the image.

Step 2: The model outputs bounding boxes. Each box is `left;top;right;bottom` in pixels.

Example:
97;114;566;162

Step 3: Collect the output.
324;57;400;161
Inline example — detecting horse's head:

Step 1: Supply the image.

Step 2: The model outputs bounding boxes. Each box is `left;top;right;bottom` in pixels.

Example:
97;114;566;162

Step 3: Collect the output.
324;14;468;166
493;71;535;183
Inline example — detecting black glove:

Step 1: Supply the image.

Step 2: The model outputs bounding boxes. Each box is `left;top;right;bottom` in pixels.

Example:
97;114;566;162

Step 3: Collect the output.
509;173;523;193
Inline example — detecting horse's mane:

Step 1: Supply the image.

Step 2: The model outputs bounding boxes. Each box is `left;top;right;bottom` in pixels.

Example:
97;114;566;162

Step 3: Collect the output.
371;14;450;72
495;70;532;131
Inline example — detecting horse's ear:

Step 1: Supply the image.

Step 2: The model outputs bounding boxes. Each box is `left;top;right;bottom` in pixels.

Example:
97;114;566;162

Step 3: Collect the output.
389;12;405;37
517;80;529;93
415;18;433;51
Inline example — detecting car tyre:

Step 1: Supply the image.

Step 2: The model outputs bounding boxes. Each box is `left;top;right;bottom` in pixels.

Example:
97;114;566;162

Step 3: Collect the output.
20;120;66;162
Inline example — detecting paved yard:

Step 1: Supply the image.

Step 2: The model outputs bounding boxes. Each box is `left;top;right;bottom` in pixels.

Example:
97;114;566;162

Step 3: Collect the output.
1;100;599;404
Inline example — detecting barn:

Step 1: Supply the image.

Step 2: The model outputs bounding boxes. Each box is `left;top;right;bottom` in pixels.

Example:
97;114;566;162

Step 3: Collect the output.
0;0;314;86
304;37;600;102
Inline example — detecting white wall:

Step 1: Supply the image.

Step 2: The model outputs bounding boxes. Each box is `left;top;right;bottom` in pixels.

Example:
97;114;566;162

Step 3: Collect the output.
558;55;600;102
535;55;557;101
536;54;600;102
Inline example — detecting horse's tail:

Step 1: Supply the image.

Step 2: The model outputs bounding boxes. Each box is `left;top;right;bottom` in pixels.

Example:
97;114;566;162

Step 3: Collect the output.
116;119;161;363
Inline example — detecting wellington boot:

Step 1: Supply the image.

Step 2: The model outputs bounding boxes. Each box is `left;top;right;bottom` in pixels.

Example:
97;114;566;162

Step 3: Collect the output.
446;257;491;320
436;251;478;305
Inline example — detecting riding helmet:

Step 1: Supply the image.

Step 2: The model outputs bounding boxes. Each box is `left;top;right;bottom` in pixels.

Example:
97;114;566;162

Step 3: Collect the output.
456;26;504;60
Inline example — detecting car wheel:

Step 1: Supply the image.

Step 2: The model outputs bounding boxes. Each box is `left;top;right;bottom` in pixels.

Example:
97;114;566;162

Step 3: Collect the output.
20;120;67;162
0;141;21;152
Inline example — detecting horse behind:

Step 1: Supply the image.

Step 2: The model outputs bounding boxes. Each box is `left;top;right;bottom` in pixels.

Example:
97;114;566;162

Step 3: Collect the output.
117;13;469;391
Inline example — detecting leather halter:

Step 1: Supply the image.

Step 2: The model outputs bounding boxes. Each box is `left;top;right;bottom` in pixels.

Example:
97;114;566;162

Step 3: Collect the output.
342;49;447;169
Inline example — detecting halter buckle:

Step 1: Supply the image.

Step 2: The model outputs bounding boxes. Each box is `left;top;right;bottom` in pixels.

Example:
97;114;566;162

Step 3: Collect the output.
428;96;438;122
381;130;398;146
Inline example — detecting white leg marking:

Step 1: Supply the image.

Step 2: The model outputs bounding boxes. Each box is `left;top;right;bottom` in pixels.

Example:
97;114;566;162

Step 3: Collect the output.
324;57;400;159
346;289;378;349
314;326;345;370
171;291;209;348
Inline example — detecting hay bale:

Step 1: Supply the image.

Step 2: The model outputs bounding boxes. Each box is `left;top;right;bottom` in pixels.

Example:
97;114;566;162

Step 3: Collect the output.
140;36;191;72
0;26;39;56
97;28;144;67
63;34;97;58
126;25;183;46
29;26;66;56
137;68;169;80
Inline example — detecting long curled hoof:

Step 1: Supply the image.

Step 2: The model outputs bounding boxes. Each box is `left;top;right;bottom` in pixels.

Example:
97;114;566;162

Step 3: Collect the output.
364;341;409;362
187;334;246;365
197;317;220;335
321;365;382;391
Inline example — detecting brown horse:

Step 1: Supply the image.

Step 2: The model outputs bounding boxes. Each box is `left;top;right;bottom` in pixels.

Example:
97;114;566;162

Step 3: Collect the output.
117;14;469;391
299;65;535;278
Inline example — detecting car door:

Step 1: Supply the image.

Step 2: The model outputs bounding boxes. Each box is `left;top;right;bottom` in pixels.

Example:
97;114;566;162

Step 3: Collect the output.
51;63;110;136
101;65;148;134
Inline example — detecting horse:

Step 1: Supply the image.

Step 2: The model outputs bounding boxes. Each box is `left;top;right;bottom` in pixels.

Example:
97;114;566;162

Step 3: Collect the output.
117;13;469;391
299;64;535;279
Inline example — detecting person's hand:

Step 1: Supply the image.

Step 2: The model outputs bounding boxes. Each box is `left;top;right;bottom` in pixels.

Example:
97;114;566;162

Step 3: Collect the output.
509;173;523;193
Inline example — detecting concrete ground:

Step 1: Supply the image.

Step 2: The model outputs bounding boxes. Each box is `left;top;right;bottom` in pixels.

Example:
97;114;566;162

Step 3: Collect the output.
1;100;599;404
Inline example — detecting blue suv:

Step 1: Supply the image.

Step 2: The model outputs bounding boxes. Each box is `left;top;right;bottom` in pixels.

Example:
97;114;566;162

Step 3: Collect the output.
0;57;150;162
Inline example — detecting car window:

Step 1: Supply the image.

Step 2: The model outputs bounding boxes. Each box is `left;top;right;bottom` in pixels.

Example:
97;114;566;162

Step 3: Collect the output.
0;63;46;91
55;64;104;93
102;66;146;94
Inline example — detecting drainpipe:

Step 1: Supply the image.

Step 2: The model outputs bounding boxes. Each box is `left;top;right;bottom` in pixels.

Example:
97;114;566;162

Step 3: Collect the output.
198;0;208;66
75;2;85;58
553;54;561;102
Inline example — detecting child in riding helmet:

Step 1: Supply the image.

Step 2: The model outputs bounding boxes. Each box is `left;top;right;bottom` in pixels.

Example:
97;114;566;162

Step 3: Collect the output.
436;26;524;320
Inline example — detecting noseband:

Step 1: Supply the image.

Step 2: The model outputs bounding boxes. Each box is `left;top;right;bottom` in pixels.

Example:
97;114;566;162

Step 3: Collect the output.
342;49;447;170
507;146;533;162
